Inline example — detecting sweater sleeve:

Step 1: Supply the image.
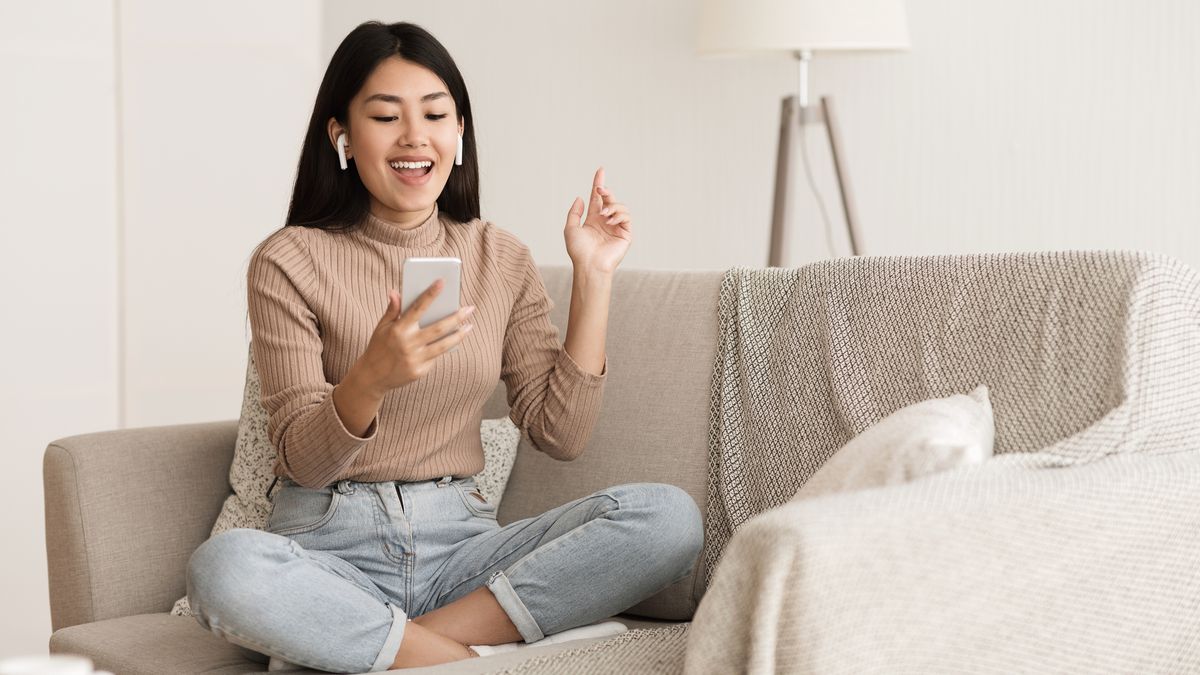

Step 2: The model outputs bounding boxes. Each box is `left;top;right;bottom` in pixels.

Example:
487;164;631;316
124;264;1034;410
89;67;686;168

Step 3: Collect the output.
501;243;607;461
247;231;378;488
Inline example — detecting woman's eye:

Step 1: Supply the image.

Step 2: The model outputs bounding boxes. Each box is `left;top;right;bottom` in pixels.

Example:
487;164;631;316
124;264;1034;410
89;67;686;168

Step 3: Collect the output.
370;115;448;122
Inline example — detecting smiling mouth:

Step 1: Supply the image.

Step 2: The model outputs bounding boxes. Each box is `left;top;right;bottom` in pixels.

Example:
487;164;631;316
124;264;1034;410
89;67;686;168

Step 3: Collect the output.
390;163;433;177
389;162;435;186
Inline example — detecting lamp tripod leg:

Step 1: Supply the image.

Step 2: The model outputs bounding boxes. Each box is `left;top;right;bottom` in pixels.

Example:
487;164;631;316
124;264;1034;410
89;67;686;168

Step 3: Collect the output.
767;96;796;267
821;95;864;256
768;94;865;266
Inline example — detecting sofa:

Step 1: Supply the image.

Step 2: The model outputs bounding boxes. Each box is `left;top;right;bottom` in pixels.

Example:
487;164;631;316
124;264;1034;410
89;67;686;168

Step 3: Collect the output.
44;265;722;674
44;254;1200;674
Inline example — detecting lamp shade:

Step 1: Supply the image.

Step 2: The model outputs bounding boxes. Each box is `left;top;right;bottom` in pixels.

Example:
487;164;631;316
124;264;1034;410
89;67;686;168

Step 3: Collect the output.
697;0;910;56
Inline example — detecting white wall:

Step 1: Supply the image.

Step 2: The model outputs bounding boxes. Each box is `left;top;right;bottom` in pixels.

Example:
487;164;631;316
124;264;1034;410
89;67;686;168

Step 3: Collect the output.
3;0;1199;661
0;0;321;660
324;0;1200;270
0;0;120;659
120;1;322;428
819;0;1200;263
324;0;795;270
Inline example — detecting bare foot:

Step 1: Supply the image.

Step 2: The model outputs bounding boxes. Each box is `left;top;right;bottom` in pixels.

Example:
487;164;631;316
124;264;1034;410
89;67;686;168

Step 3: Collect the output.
389;619;477;669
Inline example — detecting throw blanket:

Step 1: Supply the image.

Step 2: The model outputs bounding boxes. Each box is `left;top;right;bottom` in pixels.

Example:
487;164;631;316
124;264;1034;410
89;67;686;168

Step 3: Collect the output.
688;251;1200;673
477;251;1200;675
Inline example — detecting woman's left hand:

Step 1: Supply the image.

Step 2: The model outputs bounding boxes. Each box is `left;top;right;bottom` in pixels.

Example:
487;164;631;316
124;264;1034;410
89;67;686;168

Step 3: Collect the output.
564;166;632;275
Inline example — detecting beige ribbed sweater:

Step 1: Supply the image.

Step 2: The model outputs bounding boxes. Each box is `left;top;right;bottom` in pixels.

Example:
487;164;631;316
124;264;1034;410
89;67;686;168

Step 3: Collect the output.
247;202;607;489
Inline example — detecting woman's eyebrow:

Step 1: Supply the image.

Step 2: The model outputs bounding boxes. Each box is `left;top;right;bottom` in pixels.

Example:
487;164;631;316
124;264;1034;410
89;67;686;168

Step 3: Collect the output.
364;92;448;104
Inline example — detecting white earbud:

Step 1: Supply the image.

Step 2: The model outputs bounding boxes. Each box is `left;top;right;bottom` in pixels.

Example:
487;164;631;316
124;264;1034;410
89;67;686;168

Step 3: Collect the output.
455;133;463;166
336;133;349;170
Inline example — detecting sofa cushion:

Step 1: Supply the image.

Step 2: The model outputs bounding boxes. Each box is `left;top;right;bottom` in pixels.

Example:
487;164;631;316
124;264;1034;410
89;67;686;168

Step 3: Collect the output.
486;267;725;621
793;384;995;500
49;612;685;674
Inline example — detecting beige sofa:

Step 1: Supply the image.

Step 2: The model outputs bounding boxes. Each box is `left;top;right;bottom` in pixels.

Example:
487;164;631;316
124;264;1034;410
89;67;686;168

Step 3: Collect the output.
43;253;1200;673
44;265;720;674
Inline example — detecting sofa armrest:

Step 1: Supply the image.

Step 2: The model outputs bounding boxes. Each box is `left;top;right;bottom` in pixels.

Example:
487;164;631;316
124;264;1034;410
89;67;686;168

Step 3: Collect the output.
684;449;1200;674
43;419;238;631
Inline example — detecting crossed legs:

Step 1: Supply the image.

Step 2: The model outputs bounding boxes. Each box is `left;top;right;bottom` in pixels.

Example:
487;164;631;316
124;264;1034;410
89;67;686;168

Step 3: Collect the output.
389;482;704;669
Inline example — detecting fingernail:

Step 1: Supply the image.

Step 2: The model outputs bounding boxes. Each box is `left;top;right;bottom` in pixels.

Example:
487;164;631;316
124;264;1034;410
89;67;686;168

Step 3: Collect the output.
601;207;612;215
464;306;476;315
462;323;474;332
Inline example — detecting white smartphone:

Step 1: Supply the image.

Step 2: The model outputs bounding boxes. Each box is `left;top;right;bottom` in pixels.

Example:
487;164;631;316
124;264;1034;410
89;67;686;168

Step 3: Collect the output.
402;256;462;330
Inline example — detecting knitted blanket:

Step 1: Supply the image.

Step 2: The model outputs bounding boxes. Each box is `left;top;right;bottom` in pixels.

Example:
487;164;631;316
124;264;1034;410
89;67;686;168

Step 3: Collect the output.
480;251;1200;674
688;251;1200;673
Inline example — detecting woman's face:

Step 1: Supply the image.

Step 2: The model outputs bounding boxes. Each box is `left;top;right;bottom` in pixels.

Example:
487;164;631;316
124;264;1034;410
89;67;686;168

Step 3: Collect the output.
331;57;463;228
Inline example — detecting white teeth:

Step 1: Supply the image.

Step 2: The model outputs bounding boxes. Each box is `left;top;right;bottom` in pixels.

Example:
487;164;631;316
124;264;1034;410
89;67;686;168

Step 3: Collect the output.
389;160;432;169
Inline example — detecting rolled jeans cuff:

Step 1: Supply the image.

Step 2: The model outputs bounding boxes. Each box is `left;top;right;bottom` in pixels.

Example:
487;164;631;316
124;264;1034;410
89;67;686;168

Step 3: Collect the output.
486;570;544;643
369;603;408;672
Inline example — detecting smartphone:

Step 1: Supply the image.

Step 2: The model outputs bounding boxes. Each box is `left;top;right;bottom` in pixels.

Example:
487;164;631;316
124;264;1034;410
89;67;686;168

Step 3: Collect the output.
402;256;462;330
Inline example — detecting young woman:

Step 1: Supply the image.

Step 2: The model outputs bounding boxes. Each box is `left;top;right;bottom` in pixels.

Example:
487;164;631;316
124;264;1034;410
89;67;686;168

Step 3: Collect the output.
185;20;704;673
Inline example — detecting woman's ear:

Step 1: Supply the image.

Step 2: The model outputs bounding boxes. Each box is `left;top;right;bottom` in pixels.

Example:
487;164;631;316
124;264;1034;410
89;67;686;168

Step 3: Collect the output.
327;118;347;154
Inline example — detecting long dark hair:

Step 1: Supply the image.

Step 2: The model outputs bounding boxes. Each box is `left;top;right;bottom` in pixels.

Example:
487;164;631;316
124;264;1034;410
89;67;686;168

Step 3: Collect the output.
284;21;480;231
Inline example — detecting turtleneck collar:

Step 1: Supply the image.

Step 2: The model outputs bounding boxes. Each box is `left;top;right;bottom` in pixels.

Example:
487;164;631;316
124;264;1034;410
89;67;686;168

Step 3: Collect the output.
358;203;444;248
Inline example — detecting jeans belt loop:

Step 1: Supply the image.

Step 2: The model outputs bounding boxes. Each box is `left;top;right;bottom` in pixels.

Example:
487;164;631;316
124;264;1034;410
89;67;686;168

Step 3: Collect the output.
436;475;453;488
335;479;355;495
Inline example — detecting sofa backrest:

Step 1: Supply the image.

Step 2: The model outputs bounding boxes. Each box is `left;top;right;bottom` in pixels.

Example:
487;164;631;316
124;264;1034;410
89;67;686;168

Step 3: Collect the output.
484;265;724;619
42;265;724;630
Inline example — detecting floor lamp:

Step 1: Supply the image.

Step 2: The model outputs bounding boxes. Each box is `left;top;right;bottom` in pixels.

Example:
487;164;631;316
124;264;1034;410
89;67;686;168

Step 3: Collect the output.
697;0;911;266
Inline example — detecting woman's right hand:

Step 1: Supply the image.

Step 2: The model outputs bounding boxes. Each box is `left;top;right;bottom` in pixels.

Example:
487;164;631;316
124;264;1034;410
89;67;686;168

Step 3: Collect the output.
353;280;476;395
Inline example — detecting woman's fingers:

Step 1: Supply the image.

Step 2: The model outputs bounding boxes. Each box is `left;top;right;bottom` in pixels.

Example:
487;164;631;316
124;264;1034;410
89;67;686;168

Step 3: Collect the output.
414;304;475;347
596;184;633;222
607;213;631;228
399;279;444;327
599;202;629;228
425;320;474;358
601;204;627;223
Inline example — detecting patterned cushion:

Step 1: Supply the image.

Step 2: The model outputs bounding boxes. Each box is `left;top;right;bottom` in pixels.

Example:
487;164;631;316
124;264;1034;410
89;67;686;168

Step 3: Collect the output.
171;344;520;618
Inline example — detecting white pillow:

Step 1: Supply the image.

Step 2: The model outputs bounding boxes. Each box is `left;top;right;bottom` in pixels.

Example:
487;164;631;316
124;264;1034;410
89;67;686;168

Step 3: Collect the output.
171;345;521;618
792;384;995;501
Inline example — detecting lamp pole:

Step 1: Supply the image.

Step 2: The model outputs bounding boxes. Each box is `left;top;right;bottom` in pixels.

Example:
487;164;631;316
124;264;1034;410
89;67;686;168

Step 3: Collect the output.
767;50;864;266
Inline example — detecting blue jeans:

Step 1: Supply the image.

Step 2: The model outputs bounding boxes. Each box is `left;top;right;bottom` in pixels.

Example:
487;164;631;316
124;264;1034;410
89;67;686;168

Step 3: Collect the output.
185;475;704;673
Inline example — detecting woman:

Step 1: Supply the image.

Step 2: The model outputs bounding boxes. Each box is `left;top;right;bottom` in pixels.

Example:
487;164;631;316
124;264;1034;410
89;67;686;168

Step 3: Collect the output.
185;20;704;673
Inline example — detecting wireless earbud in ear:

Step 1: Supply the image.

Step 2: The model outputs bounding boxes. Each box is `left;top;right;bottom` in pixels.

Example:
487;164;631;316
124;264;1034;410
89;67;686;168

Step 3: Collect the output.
336;133;349;170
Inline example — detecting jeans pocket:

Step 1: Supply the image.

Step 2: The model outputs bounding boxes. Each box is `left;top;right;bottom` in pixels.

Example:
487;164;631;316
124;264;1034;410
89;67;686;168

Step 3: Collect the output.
266;484;343;536
452;480;497;519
